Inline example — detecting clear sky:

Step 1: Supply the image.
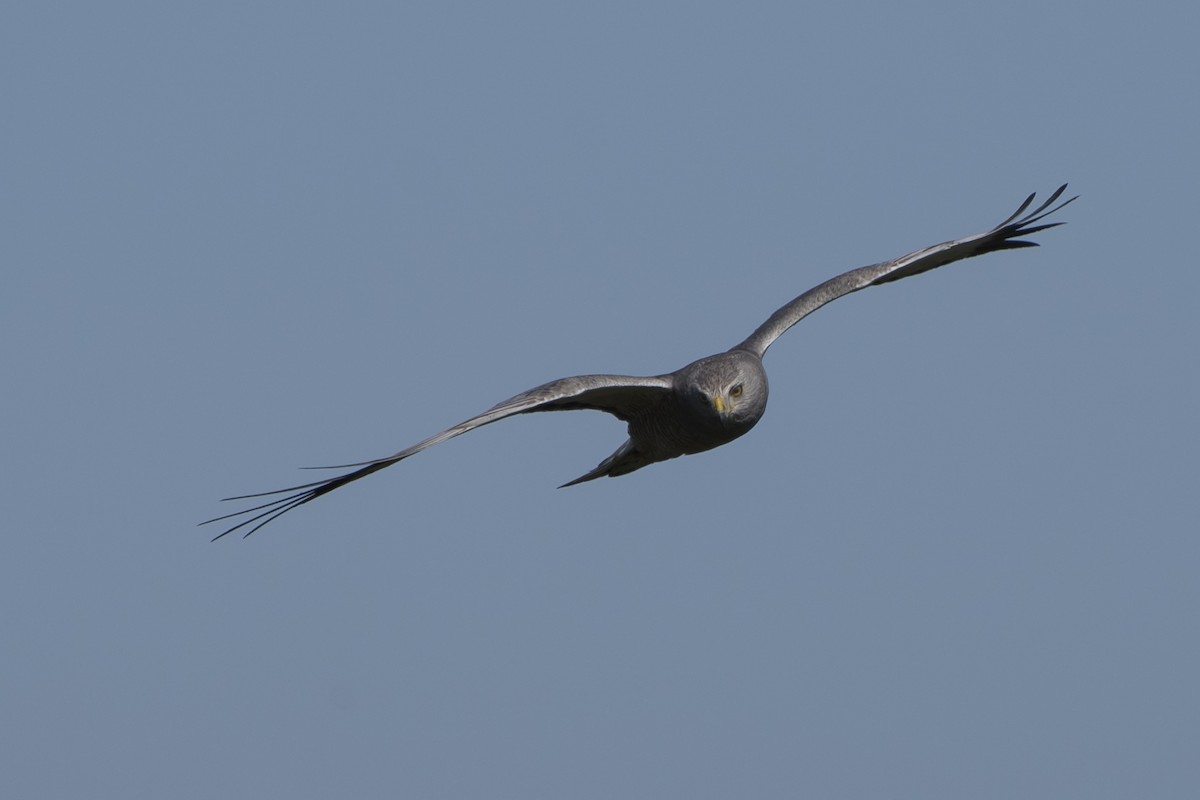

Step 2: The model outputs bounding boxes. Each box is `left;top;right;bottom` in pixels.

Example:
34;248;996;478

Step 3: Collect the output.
3;2;1197;798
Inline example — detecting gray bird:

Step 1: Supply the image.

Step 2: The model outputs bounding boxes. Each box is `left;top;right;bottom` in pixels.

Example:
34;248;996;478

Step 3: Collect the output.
205;185;1075;540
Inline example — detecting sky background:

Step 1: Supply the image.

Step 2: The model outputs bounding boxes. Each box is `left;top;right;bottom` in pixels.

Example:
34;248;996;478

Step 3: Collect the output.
3;2;1198;798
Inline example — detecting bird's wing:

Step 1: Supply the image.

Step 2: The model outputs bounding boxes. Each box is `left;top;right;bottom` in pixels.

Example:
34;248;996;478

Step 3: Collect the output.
202;374;673;540
734;185;1077;358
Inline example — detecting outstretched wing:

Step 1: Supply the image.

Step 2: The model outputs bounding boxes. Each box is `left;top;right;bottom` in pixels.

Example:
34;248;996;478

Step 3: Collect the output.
734;185;1077;358
202;373;673;540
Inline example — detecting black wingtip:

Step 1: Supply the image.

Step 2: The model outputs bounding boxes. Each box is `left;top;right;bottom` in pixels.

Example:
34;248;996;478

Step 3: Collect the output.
995;183;1077;232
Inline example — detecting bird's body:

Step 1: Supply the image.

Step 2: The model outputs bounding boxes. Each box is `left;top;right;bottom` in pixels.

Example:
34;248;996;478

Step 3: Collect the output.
205;185;1075;539
555;347;770;486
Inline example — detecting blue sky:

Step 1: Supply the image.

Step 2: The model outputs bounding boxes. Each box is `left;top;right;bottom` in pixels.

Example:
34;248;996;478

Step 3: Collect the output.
3;2;1198;797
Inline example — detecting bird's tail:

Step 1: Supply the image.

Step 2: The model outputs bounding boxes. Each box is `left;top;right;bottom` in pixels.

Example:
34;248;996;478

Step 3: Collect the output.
559;439;651;488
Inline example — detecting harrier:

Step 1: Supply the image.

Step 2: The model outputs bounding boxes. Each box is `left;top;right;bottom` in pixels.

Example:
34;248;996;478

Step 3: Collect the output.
205;185;1075;539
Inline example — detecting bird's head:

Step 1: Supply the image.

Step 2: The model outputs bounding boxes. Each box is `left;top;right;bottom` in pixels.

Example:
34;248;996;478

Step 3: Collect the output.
678;349;769;441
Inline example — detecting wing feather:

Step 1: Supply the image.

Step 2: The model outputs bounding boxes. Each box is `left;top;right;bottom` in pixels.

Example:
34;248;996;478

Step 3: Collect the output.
202;374;672;539
734;185;1076;357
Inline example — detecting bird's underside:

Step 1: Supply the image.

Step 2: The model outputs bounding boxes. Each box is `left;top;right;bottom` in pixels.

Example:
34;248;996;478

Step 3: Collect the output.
203;185;1076;539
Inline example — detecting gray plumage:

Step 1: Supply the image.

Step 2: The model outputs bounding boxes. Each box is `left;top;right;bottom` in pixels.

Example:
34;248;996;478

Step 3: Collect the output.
204;185;1075;539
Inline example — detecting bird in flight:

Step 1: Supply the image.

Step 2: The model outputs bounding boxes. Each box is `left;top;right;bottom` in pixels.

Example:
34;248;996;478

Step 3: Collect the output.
204;185;1075;540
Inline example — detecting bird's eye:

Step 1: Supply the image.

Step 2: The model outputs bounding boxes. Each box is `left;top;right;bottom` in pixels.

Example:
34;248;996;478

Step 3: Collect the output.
730;383;744;398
